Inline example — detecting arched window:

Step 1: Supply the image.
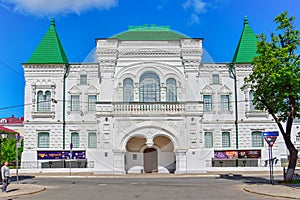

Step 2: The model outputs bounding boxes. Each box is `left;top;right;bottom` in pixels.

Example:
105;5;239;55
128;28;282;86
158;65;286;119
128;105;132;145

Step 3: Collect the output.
139;72;160;102
37;90;51;112
71;132;80;148
166;78;177;102
123;78;134;102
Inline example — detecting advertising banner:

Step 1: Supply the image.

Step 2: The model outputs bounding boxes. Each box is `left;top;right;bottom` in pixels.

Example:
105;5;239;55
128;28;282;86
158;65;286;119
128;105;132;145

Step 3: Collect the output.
214;150;238;159
238;150;261;159
37;150;86;160
214;150;261;159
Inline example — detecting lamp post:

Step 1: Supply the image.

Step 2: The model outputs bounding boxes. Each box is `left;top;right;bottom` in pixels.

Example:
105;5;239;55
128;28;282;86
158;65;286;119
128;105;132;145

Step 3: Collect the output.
0;132;8;164
229;63;239;167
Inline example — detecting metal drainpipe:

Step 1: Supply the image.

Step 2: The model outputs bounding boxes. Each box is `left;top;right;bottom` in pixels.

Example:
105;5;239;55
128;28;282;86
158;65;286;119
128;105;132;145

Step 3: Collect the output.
63;64;69;150
230;63;239;167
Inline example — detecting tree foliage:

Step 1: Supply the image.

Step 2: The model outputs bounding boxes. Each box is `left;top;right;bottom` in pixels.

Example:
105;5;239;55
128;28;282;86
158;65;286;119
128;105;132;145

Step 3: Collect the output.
1;136;23;166
242;11;300;181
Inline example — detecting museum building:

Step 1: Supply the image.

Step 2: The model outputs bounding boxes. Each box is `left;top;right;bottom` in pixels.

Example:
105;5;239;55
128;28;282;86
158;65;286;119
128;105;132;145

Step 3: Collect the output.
21;17;297;174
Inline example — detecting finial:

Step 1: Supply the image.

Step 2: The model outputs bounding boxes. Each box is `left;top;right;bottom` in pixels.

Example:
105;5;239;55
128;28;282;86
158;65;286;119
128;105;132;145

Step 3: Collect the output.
51;17;55;26
244;15;248;25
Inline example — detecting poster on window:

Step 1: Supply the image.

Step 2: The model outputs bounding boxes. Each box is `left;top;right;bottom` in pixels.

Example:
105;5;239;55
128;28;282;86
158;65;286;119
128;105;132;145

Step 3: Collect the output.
214;150;238;159
238;150;261;159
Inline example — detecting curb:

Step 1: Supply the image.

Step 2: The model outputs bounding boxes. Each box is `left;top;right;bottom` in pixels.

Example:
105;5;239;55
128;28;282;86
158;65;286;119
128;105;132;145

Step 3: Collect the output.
0;185;47;199
243;187;300;200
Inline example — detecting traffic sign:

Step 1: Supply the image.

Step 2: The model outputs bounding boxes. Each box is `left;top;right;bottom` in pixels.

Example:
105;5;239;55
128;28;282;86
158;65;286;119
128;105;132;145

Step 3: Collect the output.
264;136;277;147
262;131;279;137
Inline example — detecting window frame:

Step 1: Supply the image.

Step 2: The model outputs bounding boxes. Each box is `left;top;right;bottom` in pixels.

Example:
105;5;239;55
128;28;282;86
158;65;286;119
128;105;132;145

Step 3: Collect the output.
71;95;80;111
37;90;51;112
88;95;97;111
203;95;212;111
123;78;134;102
251;131;264;147
222;132;231;148
80;74;88;85
220;94;230;111
212;74;220;85
139;71;160;102
38;132;50;148
204;132;213;148
166;78;177;102
71;132;80;148
88;132;97;148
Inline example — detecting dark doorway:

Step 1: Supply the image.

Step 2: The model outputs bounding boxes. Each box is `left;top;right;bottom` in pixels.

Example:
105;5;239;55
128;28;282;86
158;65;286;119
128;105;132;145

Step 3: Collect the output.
143;148;158;173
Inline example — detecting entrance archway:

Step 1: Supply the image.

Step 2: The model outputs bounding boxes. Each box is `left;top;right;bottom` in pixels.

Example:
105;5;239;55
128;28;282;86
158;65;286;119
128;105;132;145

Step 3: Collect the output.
143;148;158;173
123;131;177;173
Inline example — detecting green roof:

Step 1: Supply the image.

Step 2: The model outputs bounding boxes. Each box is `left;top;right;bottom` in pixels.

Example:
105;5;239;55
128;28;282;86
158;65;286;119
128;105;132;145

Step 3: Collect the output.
110;24;189;41
27;18;68;64
232;16;258;63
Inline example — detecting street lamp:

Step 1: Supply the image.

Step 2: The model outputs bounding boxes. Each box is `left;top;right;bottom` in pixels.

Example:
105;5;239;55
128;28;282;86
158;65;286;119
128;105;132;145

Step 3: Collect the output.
0;132;8;164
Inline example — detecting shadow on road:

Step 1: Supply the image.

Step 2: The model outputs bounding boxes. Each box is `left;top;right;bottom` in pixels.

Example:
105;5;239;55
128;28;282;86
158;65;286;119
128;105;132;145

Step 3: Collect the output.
216;173;270;184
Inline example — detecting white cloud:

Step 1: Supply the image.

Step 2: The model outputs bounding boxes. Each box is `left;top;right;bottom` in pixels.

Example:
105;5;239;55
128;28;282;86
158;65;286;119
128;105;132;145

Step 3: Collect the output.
182;0;228;24
182;0;207;15
0;0;118;16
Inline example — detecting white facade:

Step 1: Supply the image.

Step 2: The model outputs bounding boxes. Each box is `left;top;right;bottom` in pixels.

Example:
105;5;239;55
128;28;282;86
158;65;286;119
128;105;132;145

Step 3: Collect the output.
21;27;298;174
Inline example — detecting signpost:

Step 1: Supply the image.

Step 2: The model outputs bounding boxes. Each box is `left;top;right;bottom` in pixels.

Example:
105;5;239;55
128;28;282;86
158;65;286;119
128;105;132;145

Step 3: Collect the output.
15;133;21;184
262;131;279;184
69;143;73;176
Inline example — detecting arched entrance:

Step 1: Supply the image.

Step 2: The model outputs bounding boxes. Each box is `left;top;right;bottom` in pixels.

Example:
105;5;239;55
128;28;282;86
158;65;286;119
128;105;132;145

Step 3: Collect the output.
143;148;158;173
125;135;176;173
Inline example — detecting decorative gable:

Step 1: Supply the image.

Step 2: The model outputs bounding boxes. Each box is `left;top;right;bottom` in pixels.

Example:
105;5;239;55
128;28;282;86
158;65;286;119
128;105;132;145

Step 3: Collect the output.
201;85;213;94
69;85;81;94
85;85;98;94
219;85;231;94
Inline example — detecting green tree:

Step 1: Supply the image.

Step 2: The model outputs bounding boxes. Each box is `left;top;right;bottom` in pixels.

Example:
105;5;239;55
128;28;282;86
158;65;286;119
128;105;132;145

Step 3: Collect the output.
242;11;300;181
1;136;23;167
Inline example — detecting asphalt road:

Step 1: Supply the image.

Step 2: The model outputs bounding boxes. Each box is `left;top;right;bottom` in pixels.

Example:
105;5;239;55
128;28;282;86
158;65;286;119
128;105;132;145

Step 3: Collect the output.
10;175;277;200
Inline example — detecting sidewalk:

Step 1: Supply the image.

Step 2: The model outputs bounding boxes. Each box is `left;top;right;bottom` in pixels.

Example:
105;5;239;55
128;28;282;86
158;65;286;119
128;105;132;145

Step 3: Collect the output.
0;172;299;199
0;183;46;199
244;183;300;199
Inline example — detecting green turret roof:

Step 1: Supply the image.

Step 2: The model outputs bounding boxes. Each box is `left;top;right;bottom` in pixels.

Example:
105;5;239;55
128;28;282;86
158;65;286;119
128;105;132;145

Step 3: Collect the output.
110;24;189;41
27;18;68;64
232;16;258;63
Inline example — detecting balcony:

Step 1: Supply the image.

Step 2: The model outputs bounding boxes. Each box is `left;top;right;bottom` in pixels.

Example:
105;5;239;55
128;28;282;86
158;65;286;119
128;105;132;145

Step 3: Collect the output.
96;101;203;116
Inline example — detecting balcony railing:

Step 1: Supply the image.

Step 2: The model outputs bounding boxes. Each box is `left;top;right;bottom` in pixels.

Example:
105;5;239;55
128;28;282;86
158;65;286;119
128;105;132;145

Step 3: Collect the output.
96;101;203;116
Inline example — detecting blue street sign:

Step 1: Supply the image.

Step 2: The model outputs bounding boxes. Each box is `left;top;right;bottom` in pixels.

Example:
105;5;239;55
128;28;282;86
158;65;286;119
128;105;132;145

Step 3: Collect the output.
262;131;279;137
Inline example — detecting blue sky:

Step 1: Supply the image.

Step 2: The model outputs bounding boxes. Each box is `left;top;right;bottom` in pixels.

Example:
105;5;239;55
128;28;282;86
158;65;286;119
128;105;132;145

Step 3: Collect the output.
0;0;299;118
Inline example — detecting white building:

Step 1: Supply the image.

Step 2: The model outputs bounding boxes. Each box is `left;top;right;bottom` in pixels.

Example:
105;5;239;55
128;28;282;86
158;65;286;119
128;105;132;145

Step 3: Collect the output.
21;17;295;174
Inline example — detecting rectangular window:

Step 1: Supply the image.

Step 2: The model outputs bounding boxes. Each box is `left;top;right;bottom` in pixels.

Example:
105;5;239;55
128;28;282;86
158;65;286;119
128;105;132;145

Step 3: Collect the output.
133;154;137;160
252;131;264;147
88;95;97;111
80;74;87;85
71;95;80;111
220;95;230;111
203;95;212;111
38;132;50;148
249;91;255;110
204;132;213;148
222;132;231;148
88;132;97;148
212;74;220;84
71;132;80;148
